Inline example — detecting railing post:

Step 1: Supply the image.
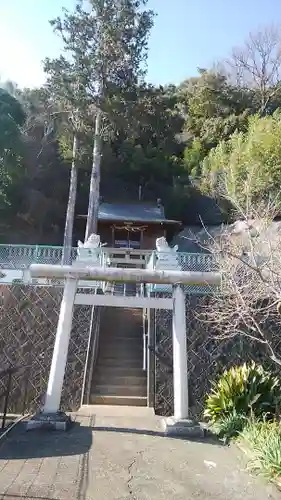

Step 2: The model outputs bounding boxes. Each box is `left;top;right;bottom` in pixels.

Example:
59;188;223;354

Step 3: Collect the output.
22;363;31;415
2;371;12;429
142;309;147;371
147;307;156;407
34;245;39;263
152;250;157;269
81;305;101;406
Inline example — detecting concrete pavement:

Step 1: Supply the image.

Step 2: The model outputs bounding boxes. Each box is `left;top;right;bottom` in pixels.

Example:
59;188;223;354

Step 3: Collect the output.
0;406;279;500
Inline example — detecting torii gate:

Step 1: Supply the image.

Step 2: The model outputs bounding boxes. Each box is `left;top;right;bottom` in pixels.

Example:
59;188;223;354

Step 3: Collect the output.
27;263;220;435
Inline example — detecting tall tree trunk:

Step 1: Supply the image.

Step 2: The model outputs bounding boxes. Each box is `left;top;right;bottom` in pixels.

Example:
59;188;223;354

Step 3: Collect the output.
62;133;78;264
85;109;102;240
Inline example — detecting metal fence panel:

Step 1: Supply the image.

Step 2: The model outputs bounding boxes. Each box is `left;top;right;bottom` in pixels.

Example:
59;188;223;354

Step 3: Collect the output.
147;252;217;295
0;245;78;269
0;284;94;413
154;294;281;419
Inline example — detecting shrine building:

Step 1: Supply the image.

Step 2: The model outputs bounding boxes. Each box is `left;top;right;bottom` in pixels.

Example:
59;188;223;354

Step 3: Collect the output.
78;200;182;249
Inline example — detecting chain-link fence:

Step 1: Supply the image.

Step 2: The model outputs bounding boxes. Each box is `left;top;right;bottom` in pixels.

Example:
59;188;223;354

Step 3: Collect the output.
0;284;96;414
154;294;281;419
147;252;217;295
0;244;79;269
0;245;213;271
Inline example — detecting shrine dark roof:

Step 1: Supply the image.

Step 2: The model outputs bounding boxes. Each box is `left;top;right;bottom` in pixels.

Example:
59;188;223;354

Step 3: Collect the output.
78;202;181;224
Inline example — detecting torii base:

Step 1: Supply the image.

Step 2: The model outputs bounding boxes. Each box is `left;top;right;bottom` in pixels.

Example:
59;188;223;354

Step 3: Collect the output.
26;411;72;431
162;416;205;438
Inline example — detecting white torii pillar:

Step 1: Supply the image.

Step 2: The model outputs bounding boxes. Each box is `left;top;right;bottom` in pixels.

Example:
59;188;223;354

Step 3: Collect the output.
43;277;77;414
172;284;188;420
27;263;220;431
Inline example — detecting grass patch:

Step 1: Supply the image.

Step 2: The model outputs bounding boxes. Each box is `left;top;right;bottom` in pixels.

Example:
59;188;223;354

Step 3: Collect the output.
238;420;281;487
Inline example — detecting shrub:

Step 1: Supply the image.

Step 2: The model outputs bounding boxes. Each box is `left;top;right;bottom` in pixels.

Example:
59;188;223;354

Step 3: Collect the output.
240;420;281;483
204;362;281;424
211;411;248;441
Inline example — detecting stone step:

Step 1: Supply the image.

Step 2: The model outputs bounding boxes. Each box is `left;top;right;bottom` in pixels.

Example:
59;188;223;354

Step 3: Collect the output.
96;357;143;368
99;338;143;347
89;394;147;407
93;384;147;397
99;344;143;358
100;333;143;340
100;324;142;334
94;366;145;378
98;348;142;359
102;328;142;334
80;405;155;418
92;375;146;387
100;308;143;319
91;307;145;408
101;311;143;320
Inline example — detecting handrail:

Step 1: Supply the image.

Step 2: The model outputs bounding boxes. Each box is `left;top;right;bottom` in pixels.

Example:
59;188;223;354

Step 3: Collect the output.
81;302;102;406
0;365;30;429
0;244;65;249
142;308;147;371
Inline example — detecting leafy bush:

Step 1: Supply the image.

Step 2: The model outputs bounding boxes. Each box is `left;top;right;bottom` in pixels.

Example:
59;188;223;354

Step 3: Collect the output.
211;411;248;442
240;420;281;483
204;362;281;424
201;112;281;207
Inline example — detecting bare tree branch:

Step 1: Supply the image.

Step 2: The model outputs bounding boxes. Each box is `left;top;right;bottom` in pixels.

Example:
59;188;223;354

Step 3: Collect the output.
187;190;281;367
227;25;281;113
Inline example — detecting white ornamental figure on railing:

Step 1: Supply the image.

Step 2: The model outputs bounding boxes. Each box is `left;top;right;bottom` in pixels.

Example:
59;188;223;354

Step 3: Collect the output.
76;233;104;267
155;237;180;271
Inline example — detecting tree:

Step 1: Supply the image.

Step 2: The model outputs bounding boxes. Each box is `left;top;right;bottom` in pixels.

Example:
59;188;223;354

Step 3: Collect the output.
0;88;26;210
44;56;89;262
200;111;281;213
228;25;281;114
199;199;281;368
49;0;154;239
0;88;25;149
179;70;252;177
108;84;184;186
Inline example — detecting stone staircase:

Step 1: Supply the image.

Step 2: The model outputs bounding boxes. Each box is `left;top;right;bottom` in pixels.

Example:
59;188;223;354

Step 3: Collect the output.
90;307;147;406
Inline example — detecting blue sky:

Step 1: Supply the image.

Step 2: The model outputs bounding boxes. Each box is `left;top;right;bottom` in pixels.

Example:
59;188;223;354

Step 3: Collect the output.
0;0;281;88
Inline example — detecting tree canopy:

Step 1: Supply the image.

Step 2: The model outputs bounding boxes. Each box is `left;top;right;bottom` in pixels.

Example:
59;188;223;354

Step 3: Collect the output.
201;112;281;212
2;22;281;243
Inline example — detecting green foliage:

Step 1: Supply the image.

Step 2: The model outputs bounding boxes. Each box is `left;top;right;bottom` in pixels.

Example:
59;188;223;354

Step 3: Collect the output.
240;420;281;482
201;112;281;208
45;0;154;126
211;411;248;441
204;363;281;424
179;70;254;178
183;139;205;176
0;89;26;210
44;0;156;237
5;26;281;242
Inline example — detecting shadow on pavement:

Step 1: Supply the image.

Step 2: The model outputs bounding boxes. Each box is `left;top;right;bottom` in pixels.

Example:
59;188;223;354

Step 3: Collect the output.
0;420;93;460
91;425;225;446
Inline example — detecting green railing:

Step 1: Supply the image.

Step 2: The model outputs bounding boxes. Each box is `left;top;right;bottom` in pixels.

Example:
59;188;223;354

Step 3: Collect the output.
0;245;78;269
147;251;214;272
0;244;217;294
146;251;217;295
0;245;215;270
